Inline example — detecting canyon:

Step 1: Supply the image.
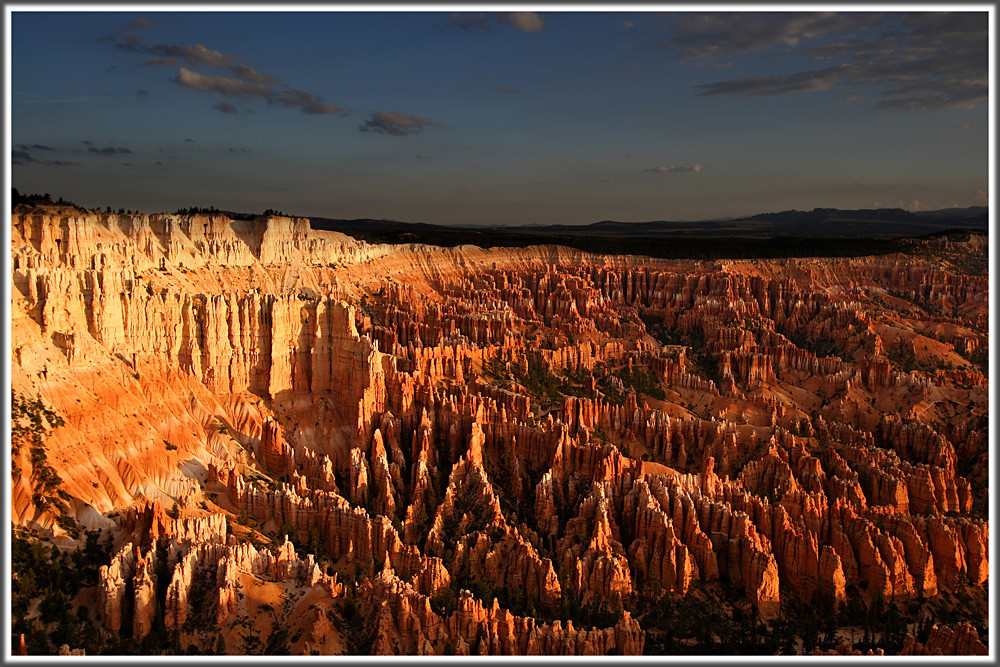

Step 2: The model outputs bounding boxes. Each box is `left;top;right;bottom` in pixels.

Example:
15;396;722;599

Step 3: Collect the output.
9;204;989;656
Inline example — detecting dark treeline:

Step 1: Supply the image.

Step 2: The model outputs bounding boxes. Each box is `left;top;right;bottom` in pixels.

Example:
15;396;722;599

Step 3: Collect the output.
180;208;289;219
308;222;907;260
11;188;80;209
11;190;287;220
173;205;223;216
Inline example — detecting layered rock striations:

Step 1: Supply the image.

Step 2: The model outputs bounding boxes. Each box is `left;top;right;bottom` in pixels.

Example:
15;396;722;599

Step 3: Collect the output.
11;205;988;656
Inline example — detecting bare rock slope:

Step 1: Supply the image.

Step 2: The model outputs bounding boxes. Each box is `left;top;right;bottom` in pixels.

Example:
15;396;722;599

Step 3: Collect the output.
10;205;988;655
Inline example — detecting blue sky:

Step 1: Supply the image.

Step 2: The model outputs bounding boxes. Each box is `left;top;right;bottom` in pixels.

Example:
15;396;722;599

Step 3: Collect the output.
10;9;990;225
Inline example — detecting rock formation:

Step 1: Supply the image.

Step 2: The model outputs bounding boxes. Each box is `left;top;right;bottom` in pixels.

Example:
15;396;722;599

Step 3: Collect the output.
11;204;988;655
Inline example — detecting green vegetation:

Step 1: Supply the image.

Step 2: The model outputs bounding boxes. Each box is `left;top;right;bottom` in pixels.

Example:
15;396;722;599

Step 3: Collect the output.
905;231;988;277
945;253;988;276
640;320;722;387
441;551;545;623
172;205;222;216
884;288;948;317
636;587;779;654
11;188;80;209
482;353;562;407
782;329;844;359
482;353;513;390
968;346;989;376
613;366;666;401
482;437;518;524
356;288;387;326
183;558;221;633
438;476;491;556
883;343;956;375
331;587;377;654
520;356;561;405
430;586;460;617
558;588;621;630
11;392;76;536
12;524;322;656
594;362;667;405
11;527;113;654
633;580;947;655
559;365;595;398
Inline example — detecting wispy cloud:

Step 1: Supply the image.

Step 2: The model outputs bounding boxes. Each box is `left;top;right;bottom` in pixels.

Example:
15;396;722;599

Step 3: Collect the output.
698;68;839;97
834;93;865;105
15;143;54;151
97;17;152;49
274;88;345;115
108;21;278;83
358;110;440;137
174;67;272;98
645;164;704;174
501;12;545;33
661;12;987;111
662;12;872;61
22;95;109;104
87;145;133;156
12;149;80;167
103;19;348;116
170;66;346;114
446;11;545;33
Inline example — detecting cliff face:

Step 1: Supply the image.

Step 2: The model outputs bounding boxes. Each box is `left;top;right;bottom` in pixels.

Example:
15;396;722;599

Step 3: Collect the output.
11;205;988;656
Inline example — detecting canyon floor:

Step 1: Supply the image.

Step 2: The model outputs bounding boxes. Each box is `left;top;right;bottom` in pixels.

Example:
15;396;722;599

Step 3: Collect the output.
9;204;990;656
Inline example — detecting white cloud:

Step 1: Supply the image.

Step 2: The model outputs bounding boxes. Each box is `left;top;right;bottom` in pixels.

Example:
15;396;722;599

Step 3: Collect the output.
108;23;346;116
501;12;545;33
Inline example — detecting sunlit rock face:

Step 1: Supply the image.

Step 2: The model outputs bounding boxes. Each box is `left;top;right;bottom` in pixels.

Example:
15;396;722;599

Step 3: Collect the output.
11;204;988;655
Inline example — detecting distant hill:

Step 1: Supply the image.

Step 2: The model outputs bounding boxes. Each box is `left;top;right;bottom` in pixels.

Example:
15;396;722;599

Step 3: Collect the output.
310;206;987;241
303;206;986;261
731;206;989;238
305;206;987;259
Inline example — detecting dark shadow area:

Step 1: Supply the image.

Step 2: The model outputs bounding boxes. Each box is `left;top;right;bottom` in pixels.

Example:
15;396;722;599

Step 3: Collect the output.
306;206;987;260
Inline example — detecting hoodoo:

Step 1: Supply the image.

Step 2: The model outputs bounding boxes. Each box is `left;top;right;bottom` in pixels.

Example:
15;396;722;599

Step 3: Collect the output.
10;204;988;656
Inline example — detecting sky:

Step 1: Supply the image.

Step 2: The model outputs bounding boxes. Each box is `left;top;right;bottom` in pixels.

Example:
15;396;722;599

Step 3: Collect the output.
8;6;991;226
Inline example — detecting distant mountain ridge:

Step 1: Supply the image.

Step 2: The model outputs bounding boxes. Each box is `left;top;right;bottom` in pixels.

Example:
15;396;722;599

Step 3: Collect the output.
302;206;987;261
587;206;988;229
308;205;987;241
745;206;987;224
